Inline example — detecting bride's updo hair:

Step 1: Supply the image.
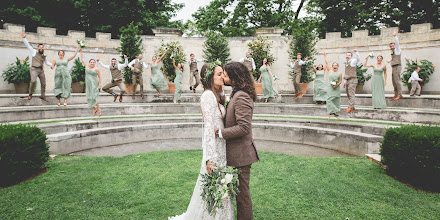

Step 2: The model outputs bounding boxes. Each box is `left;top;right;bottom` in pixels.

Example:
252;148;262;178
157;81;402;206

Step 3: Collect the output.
200;63;224;105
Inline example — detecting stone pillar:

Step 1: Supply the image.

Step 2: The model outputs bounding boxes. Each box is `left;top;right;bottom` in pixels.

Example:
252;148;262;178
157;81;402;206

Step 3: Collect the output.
255;27;284;37
151;28;183;37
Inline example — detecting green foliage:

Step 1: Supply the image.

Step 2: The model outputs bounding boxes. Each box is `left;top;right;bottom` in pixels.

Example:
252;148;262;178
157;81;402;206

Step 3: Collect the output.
401;59;435;87
1;57;30;84
155;41;186;82
202;32;231;64
381;125;440;192
70;57;85;84
0;124;49;187
288;20;317;83
247;36;277;80
0;0;183;37
357;64;372;84
117;22;144;85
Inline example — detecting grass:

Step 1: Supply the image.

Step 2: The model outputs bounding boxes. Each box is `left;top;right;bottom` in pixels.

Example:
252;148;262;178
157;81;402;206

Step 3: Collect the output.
1;151;439;219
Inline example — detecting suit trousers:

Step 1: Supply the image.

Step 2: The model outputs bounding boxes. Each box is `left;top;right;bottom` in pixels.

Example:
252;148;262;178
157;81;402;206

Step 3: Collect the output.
392;65;402;96
132;73;143;95
345;77;357;108
237;164;253;220
30;67;46;96
410;80;421;96
103;80;126;95
190;70;200;89
293;73;302;95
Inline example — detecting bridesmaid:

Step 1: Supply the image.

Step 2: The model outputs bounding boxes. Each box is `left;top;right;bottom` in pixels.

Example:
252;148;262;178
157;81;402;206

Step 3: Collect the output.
150;49;168;95
51;45;79;106
80;49;102;117
311;62;327;105
324;52;342;119
257;58;279;103
172;58;183;104
365;55;387;109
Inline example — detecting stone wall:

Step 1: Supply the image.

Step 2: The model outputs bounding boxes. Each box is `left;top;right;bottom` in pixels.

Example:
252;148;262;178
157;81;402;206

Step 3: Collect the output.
0;23;439;94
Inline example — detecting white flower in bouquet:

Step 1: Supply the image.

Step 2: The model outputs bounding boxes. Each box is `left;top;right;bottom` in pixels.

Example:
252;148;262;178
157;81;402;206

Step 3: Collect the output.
77;39;86;48
369;52;375;58
225;174;233;185
330;80;339;86
273;75;279;81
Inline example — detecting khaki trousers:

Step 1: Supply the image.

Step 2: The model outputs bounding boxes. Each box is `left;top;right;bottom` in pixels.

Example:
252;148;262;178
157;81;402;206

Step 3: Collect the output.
132;73;143;95
237;164;253;220
293;73;302;95
345;77;358;108
410;80;421;96
29;67;46;96
190;70;200;89
102;80;126;95
392;65;402;96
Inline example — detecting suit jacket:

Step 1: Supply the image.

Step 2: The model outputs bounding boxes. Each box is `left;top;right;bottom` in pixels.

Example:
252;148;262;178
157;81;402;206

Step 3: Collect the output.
223;90;259;167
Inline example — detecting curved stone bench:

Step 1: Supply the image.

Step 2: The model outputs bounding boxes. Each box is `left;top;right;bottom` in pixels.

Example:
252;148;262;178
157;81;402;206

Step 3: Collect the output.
1;103;439;124
47;122;383;157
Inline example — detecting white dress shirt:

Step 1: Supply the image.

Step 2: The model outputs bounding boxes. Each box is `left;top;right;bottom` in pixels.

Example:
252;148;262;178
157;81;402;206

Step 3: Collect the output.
408;71;421;82
290;59;307;68
393;37;401;55
98;59;128;70
23;38;52;66
348;52;361;67
128;59;149;69
188;58;205;64
239;57;256;70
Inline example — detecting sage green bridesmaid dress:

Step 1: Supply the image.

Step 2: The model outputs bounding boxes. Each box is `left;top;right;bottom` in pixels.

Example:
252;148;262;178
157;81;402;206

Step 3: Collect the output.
313;70;327;102
174;69;182;101
371;66;387;109
260;66;277;99
150;64;166;90
54;58;71;98
85;68;99;108
326;71;341;115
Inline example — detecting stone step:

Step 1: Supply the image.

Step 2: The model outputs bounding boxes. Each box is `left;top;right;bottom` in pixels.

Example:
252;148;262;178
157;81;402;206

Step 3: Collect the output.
47;122;382;157
1;93;439;109
1;103;438;124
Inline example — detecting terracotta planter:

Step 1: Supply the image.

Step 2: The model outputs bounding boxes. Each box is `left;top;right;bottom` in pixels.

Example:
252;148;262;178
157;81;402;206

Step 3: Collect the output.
71;82;84;93
168;82;176;94
124;83;133;95
300;83;309;95
254;83;263;94
14;82;28;94
356;83;364;94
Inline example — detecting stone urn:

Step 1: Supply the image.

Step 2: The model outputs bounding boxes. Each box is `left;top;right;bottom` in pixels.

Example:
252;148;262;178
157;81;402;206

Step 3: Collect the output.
71;82;84;93
254;83;263;94
300;83;309;95
168;82;176;94
14;82;28;94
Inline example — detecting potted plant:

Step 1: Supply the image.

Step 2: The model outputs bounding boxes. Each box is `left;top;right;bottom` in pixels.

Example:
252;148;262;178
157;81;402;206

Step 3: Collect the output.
1;57;30;93
288;20;317;95
117;22;144;95
155;41;186;94
356;63;372;94
248;36;277;94
401;59;435;93
70;57;85;93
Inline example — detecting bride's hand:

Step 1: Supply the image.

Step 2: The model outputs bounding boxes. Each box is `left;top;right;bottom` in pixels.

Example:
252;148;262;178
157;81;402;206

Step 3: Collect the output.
206;160;216;174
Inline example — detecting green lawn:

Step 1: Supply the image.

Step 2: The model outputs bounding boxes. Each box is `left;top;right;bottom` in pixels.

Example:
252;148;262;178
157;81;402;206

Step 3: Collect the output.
1;151;439;219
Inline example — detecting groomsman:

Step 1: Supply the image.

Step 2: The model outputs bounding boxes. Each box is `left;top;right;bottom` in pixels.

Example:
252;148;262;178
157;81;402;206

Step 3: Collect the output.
21;32;52;101
388;29;403;101
239;52;256;77
188;53;204;93
343;49;361;113
128;54;149;99
290;53;308;99
97;55;128;102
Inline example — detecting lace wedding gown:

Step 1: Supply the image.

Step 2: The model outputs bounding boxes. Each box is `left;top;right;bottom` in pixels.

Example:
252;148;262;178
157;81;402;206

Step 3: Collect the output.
169;90;234;220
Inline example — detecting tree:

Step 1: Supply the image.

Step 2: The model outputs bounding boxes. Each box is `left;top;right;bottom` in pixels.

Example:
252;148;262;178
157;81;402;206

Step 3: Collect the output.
117;22;144;85
202;32;231;65
155;41;187;82
247;36;277;80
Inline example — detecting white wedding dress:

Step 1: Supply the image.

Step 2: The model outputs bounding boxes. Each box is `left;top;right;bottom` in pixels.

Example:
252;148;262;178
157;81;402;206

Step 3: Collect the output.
169;90;234;220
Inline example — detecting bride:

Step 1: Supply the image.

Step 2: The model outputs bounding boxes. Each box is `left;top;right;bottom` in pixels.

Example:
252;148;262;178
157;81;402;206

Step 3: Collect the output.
169;62;234;220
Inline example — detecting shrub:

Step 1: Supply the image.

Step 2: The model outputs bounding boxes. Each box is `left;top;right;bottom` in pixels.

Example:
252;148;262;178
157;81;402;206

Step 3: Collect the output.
401;59;435;87
248;36;277;81
380;125;440;192
2;57;30;84
0;124;49;187
357;64;372;84
155;41;187;82
203;32;231;64
70;57;85;84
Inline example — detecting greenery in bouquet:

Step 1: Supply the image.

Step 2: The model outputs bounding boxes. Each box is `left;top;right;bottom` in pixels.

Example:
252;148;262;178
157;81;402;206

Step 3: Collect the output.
2;57;30;84
401;59;435;87
155;41;186;82
248;36;277;81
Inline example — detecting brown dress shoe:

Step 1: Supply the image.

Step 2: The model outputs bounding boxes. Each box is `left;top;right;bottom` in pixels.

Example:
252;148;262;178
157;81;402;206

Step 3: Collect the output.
394;95;402;101
297;94;304;99
141;94;145;99
193;88;196;93
28;94;33;100
132;95;135;100
119;95;123;102
40;96;49;102
113;94;119;102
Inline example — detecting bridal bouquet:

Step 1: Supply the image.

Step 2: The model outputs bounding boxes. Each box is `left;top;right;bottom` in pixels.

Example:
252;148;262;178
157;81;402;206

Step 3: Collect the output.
200;166;240;215
330;79;339;86
77;39;86;48
369;52;375;58
273;75;279;81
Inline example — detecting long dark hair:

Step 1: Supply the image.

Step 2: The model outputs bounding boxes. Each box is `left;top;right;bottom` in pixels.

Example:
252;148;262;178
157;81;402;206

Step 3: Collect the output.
224;62;257;101
200;63;224;106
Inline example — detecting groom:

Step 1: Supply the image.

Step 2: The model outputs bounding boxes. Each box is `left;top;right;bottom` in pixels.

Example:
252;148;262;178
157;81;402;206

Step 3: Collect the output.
216;62;259;220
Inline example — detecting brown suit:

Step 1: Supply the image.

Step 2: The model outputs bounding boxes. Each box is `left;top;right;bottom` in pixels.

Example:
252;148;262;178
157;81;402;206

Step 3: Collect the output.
222;90;259;220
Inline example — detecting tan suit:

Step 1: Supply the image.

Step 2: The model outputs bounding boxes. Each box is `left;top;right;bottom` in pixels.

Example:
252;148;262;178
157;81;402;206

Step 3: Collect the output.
222;90;259;220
